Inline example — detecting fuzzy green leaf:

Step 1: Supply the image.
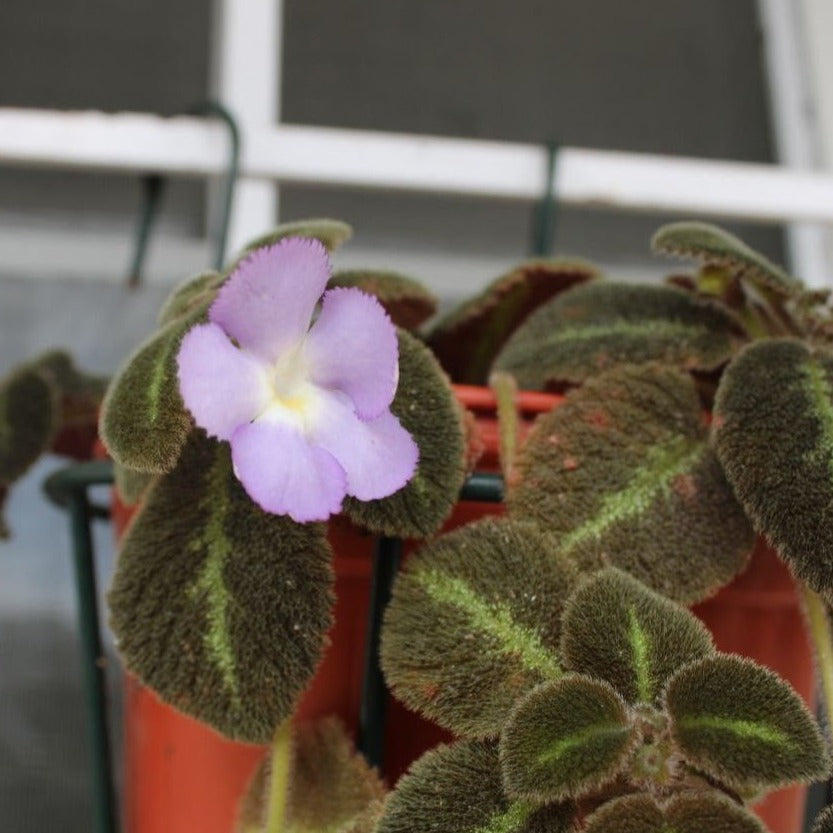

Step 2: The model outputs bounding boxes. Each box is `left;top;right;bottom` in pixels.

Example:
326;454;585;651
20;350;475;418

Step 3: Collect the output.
342;330;466;538
652;221;801;297
99;304;208;474
113;462;156;507
157;271;224;327
328;269;437;330
0;365;57;483
666;654;830;792
713;339;833;597
500;676;638;802
507;364;754;603
812;806;833;833
108;432;334;742
561;569;713;705
427;259;599;384
377;740;574;833
493;282;743;389
583;792;764;833
237;719;386;833
382;518;575;737
232;219;353;268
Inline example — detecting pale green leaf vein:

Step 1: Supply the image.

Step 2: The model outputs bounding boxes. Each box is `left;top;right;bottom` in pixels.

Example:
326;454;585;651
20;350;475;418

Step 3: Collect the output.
538;723;632;765
416;570;561;679
475;801;536;833
679;715;793;748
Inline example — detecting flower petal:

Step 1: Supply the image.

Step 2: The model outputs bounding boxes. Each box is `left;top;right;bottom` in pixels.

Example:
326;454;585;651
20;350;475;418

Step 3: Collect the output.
308;391;418;501
210;238;331;363
230;420;347;522
304;288;399;419
177;323;271;440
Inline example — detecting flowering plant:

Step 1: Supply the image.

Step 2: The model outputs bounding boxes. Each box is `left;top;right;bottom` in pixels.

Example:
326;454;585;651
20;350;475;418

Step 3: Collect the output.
5;217;833;832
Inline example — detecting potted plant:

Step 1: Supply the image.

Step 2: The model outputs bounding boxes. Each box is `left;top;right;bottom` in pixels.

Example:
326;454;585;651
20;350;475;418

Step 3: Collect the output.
5;217;833;833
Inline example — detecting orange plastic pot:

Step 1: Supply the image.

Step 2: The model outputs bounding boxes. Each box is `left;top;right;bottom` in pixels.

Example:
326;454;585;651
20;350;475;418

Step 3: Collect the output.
116;387;815;833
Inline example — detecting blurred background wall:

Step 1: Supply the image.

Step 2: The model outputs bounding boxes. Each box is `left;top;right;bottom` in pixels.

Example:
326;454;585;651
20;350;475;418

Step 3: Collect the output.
0;1;808;830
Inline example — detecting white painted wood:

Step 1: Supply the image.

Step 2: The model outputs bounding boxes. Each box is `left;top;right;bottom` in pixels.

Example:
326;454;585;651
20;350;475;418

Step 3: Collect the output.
210;0;281;252
7;107;833;225
757;0;830;286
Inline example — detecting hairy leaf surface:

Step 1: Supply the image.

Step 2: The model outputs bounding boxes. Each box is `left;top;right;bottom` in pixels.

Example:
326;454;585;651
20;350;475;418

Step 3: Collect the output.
100;303;209;473
329;269;437;330
714;339;833;598
237;718;385;833
232;219;353;267
500;676;638;802
493;282;742;388
508;364;754;602
666;654;830;792
157;271;224;327
377;740;574;833
583;792;764;833
427;259;599;384
653;221;800;297
561;569;713;705
382;518;574;737
109;433;334;742
343;330;466;538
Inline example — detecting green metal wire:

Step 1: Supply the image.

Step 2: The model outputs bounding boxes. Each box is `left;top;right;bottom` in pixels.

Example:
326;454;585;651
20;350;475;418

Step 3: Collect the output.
44;461;117;833
127;100;241;286
530;141;560;257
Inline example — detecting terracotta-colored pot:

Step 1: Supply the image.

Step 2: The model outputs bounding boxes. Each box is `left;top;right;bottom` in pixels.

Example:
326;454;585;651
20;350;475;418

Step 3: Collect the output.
117;387;814;833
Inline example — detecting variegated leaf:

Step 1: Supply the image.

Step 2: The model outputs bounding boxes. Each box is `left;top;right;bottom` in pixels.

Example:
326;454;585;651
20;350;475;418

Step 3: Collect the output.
713;339;833;598
666;654;830;793
493;282;743;388
99;302;208;473
500;676;639;802
237;719;386;833
328;269;437;330
377;740;574;833
342;330;467;538
560;569;713;705
427;259;599;384
108;432;334;742
583;792;764;833
652;221;801;297
507;364;754;603
382;518;574;737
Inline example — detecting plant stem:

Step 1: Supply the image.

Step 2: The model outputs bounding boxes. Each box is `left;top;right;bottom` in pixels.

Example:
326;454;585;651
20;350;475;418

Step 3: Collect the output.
802;585;833;734
489;371;519;484
266;720;293;833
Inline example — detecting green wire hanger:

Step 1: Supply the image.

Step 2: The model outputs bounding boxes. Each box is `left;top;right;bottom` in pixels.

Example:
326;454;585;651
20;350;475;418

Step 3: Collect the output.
127;101;241;287
530;141;560;257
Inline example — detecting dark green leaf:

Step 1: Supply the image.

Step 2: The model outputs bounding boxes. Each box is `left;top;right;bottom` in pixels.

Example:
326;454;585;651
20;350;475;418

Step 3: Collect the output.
427;259;599;384
713;339;833;597
232;219;353;268
113;462;156;507
342;330;467;538
328;269;437;330
666;654;830;792
382;518;574;737
493;282;743;389
583;792;764;833
377;740;574;833
238;718;386;833
500;676;639;802
108;432;334;742
157;271;224;327
561;569;713;705
99;303;208;473
507;364;754;603
652;221;801;297
0;365;57;483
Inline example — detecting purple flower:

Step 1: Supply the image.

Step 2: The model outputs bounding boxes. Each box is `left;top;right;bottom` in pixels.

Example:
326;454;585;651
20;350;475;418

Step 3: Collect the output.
176;238;419;522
